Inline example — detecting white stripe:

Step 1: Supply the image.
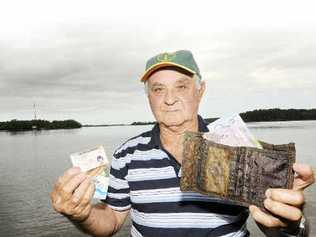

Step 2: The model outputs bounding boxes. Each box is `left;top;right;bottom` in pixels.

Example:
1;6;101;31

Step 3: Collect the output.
108;175;129;189
107;192;130;199
108;204;131;211
111;149;167;170
111;155;132;170
130;187;223;203
221;224;247;237
127;166;176;181
131;208;239;229
116;136;151;153
125;148;166;161
131;225;143;237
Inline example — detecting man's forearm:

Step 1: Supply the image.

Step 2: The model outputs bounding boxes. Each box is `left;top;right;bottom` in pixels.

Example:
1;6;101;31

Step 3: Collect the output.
72;203;120;237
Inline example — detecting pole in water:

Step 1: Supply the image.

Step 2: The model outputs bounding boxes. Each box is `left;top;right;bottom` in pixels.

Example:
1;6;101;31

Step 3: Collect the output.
33;102;37;120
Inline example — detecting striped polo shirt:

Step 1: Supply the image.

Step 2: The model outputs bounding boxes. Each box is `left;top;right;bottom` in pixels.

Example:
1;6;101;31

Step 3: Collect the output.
104;115;249;237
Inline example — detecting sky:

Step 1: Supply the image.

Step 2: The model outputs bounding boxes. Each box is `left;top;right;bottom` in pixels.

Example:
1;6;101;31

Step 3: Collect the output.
0;0;316;124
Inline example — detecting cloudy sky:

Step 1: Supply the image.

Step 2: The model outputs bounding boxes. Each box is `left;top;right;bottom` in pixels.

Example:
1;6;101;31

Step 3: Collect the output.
1;0;316;124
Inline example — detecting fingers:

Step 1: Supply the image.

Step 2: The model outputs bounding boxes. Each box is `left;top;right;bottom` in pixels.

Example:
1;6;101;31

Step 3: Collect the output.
82;182;95;206
74;182;95;213
250;188;305;228
72;177;93;204
61;173;87;198
266;189;304;206
69;181;95;222
249;205;287;228
263;198;302;222
56;167;81;187
51;169;84;206
50;168;95;222
293;163;313;176
293;163;315;190
264;189;303;222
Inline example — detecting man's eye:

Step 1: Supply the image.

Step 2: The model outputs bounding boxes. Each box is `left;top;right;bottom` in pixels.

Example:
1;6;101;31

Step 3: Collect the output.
177;85;186;90
153;87;163;93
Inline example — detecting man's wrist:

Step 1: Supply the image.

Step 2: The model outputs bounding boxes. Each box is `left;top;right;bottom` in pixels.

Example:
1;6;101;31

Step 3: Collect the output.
67;211;94;234
281;216;308;237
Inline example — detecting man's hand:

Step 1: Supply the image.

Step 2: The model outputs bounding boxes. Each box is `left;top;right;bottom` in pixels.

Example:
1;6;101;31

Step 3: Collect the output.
249;163;315;231
50;167;95;222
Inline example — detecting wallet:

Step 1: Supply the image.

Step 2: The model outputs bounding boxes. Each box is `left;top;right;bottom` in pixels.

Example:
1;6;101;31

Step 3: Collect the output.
180;131;296;208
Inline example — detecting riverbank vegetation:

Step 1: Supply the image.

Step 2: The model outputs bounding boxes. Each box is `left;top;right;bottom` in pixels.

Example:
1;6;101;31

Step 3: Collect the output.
130;108;316;125
2;109;315;130
0;119;82;131
240;108;316;122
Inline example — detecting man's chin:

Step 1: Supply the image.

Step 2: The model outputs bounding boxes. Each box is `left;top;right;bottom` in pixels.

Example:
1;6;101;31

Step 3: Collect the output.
160;117;185;127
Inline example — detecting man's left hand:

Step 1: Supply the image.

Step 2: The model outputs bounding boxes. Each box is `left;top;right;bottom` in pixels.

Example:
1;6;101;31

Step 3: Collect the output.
249;163;315;231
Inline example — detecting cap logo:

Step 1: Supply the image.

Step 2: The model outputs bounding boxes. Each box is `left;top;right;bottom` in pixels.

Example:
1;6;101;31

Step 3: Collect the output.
156;52;176;62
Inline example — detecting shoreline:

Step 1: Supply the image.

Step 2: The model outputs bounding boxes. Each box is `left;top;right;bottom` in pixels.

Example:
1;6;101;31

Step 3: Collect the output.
84;119;316;127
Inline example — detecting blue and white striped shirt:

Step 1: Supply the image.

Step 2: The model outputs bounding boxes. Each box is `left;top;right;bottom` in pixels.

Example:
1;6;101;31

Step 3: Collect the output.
103;115;249;237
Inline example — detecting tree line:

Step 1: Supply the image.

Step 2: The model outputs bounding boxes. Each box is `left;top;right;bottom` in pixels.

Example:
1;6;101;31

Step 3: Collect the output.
130;108;316;125
0;119;82;131
240;108;316;122
1;108;315;131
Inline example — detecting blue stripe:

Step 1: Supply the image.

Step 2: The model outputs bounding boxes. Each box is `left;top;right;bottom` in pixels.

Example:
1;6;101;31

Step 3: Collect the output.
107;186;130;194
132;201;247;215
129;177;179;191
105;196;130;208
128;158;170;169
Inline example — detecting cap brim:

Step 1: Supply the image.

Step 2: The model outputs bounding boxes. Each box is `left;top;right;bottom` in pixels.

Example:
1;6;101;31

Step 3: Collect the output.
140;62;195;82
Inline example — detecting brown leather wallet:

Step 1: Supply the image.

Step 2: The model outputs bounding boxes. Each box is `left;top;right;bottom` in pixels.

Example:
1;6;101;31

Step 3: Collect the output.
180;131;296;208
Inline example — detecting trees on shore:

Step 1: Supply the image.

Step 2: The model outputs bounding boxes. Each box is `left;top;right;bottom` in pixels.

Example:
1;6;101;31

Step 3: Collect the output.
1;108;316;131
0;119;82;131
240;108;316;122
130;108;316;125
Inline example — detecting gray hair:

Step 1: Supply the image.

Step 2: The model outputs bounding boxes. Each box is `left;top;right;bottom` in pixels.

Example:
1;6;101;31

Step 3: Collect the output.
144;74;202;95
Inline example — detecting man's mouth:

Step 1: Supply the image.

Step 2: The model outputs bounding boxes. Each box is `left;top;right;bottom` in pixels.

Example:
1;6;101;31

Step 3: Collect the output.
164;110;179;112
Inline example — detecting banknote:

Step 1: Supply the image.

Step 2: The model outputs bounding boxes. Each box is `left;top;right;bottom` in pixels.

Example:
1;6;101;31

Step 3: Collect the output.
70;145;109;172
70;145;109;199
92;173;110;199
204;114;262;148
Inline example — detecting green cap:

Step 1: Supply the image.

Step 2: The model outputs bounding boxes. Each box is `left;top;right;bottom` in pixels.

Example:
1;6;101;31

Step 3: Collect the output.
140;50;201;82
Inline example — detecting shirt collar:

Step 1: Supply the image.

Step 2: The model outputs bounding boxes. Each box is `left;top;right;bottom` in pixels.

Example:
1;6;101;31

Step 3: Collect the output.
149;114;209;149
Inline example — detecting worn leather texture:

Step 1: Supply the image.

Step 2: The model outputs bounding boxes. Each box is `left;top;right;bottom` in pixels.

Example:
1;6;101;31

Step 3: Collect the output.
180;131;296;208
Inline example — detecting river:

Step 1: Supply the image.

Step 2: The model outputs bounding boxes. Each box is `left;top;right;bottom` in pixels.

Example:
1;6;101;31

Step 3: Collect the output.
0;121;315;236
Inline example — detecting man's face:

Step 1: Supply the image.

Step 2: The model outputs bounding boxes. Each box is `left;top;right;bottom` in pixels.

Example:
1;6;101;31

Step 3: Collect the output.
147;69;205;127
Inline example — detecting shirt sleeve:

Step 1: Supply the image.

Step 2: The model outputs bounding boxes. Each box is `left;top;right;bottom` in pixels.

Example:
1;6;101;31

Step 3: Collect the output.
102;151;131;211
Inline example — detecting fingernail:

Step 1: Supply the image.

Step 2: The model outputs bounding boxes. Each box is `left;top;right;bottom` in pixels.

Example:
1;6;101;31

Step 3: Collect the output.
265;189;271;198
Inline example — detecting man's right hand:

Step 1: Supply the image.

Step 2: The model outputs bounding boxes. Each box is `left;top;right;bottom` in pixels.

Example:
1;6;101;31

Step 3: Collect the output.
50;167;95;222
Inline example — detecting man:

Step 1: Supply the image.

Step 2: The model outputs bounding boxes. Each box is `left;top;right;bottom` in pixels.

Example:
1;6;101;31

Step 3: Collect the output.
51;50;315;236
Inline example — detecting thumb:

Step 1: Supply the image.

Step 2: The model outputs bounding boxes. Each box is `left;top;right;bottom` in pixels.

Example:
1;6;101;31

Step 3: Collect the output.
293;163;315;191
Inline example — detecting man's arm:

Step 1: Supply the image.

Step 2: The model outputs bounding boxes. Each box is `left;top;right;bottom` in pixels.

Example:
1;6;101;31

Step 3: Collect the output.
249;163;315;236
75;203;129;237
50;167;129;237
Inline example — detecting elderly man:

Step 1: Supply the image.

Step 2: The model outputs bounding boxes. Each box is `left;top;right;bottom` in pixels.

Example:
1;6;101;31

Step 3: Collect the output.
51;50;314;237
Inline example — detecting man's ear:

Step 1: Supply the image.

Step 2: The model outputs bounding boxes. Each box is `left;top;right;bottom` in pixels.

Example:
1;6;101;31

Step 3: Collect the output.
197;81;206;101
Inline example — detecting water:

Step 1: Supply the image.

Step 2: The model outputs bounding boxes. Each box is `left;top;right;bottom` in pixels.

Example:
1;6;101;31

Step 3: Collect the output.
0;121;315;236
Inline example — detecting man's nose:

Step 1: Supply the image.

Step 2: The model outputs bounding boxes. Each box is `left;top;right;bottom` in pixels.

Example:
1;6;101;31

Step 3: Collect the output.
164;89;178;105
